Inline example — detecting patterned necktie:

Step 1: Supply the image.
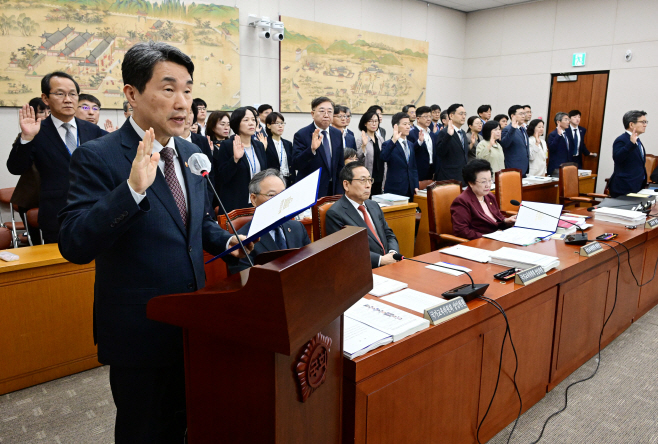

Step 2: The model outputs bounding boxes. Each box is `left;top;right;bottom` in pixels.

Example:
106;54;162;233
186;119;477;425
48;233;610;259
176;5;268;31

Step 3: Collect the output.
321;130;332;173
573;129;579;155
271;225;288;250
638;138;645;160
401;139;409;161
357;204;384;252
61;122;77;154
160;147;187;227
459;130;468;155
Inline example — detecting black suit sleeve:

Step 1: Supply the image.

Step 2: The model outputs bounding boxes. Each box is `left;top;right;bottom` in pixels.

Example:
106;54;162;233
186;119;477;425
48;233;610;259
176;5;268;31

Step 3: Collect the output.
7;135;35;176
375;206;399;253
326;206;380;268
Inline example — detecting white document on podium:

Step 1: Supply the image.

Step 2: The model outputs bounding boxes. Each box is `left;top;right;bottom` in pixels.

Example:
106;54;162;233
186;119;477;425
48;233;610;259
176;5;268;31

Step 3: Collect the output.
484;201;562;246
209;168;321;260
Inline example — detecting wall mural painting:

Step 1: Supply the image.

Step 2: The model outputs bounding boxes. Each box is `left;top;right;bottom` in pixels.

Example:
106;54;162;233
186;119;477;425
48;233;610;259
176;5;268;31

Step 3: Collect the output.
0;0;240;110
280;16;428;114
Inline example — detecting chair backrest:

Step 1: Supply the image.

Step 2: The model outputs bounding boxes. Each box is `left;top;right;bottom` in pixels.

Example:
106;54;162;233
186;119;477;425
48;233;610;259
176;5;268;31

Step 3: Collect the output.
311;195;342;240
0;187;14;206
646;154;657;182
494;168;522;213
559;163;580;199
218;207;256;234
418;180;435;190
426;180;462;237
26;208;39;228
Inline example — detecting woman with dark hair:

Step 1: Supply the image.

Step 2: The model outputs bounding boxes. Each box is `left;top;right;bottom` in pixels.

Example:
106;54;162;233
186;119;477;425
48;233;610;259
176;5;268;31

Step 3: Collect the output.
216;107;268;212
28;97;49;120
527;119;548;176
206;111;231;145
493;114;509;129
466;116;483;159
450;159;516;240
476;120;505;172
264;111;295;187
356;110;385;195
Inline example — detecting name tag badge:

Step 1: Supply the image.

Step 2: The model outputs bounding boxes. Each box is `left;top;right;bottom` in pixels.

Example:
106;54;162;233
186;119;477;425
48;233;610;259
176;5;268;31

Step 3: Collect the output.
580;241;604;257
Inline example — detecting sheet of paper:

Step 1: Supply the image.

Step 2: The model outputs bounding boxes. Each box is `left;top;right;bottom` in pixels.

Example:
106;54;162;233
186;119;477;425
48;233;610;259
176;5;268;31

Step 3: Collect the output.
425;265;464;276
382;289;445;314
440;245;492;263
484;227;549;246
370;274;408;297
515;201;562;233
345;298;429;339
343;317;392;356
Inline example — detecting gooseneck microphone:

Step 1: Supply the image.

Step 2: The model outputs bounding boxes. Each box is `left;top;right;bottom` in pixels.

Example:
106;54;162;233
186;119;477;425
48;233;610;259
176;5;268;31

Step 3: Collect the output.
393;254;489;302
188;153;254;267
510;199;588;246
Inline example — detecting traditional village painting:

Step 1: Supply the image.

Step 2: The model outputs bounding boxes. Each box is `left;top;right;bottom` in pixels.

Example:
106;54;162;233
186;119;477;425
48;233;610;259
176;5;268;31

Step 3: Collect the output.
280;17;428;114
0;0;240;110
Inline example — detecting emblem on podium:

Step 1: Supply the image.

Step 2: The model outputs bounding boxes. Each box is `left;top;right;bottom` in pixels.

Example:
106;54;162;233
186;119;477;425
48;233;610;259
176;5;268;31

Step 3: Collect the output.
295;332;332;402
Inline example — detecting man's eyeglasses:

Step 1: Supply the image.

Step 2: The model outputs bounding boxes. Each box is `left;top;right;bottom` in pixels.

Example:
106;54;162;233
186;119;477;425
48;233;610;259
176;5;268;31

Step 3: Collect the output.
637;120;649;125
49;91;78;99
254;192;280;200
197;106;206;111
350;178;375;185
314;109;333;115
337;115;348;120
79;105;100;112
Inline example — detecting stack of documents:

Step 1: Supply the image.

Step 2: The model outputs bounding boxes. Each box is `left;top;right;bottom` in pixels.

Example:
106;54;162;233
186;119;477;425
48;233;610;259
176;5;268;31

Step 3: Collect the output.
372;194;409;206
343;317;393;360
578;169;592;176
593;207;647;226
344;298;429;342
370;274;408;297
525;176;554;184
381;289;447;314
557;215;590;234
484;201;562;246
440;244;492;263
489;247;559;272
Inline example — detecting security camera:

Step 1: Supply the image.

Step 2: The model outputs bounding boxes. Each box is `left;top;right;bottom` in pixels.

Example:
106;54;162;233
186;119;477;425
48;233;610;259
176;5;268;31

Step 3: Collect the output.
259;30;271;39
272;32;284;41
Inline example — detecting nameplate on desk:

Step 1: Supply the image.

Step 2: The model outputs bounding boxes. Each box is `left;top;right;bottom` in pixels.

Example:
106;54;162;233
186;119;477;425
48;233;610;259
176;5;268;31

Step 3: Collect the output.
645;218;658;230
423;297;469;326
514;265;546;286
580;241;604;257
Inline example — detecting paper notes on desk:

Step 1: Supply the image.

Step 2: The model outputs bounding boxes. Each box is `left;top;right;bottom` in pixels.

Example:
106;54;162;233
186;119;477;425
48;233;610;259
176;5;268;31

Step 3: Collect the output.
345;299;429;342
370;274;408;297
440;245;492;263
343;317;393;360
484;227;546;246
382;289;445;314
489;247;559;273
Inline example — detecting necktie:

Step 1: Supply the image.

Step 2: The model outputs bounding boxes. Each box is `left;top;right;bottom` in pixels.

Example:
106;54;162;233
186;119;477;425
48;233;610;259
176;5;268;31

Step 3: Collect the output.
638;138;645;160
459;130;468;155
573;129;579;155
357;204;385;252
321;130;332;173
160;147;187;227
401;139;409;161
271;225;288;250
61;122;77;154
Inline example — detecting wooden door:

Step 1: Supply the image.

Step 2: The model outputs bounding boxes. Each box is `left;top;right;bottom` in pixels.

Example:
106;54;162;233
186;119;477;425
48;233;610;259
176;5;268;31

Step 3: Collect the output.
546;72;609;183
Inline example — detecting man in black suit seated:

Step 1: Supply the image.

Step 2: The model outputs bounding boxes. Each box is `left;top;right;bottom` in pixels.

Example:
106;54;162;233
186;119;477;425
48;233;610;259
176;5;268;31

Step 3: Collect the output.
325;161;400;268
227;169;310;274
6;71;106;243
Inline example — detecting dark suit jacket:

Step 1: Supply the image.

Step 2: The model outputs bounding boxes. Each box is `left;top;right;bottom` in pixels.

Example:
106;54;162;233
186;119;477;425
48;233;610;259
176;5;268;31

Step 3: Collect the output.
565;126;590;169
408;126;438;181
7;116;106;242
189;132;215;205
227;219;310;274
430;122;443;133
292;123;344;197
609;132;647;197
434;127;469;184
58;120;232;367
450;186;507;240
380;138;419;198
546;129;571;175
344;129;357;149
325;195;399;268
500;125;529;175
265;136;296;184
216;135;268;212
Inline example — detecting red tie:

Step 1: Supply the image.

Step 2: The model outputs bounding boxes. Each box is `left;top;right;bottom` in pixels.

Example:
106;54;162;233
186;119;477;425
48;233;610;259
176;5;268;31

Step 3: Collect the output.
357;204;384;252
160;147;187;227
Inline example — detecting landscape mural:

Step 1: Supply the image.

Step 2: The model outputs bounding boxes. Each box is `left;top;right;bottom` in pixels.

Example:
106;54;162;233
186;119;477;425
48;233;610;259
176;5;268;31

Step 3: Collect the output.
0;0;240;110
280;16;428;114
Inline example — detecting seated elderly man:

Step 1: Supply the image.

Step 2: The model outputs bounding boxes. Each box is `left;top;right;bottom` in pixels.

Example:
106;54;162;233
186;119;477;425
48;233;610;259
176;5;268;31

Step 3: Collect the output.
226;168;310;274
325;161;400;268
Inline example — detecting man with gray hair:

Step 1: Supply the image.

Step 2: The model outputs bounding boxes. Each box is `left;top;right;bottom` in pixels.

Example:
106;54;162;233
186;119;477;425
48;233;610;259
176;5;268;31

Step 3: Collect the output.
227;168;311;274
547;111;572;175
609;110;649;197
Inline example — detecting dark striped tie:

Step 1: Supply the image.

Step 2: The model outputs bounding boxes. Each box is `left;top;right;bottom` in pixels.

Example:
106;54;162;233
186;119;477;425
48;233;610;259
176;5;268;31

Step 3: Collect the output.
160;147;187;227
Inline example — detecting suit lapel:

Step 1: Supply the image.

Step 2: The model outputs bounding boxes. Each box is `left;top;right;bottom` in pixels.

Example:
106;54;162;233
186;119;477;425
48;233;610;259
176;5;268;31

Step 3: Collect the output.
342;198;382;251
364;200;387;251
42;117;71;159
259;228;279;251
176;139;200;236
76;117;92;144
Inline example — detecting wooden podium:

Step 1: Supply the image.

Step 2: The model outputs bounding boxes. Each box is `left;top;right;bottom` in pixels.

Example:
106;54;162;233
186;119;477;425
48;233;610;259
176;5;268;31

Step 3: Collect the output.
147;227;372;443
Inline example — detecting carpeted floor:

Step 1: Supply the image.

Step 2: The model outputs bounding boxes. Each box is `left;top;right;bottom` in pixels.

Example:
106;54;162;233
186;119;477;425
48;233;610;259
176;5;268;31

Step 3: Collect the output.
1;305;657;444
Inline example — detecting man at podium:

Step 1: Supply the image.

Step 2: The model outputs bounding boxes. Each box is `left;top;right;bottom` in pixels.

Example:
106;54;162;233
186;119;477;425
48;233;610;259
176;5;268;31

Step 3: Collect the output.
325;161;400;268
226;168;311;274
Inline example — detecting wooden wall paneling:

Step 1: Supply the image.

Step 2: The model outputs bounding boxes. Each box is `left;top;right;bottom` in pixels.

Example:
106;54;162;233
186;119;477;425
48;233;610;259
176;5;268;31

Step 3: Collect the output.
381;203;418;258
584;73;609;176
476;287;557;442
636;234;658;319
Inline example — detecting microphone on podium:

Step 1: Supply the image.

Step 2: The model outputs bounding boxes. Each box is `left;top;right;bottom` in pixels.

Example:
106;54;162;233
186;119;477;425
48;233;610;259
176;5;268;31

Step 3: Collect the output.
188;153;254;266
510;199;588;246
392;254;489;302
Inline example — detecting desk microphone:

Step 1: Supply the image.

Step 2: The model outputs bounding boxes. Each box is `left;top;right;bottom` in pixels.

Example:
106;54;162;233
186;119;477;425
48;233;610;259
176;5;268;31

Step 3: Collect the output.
510;199;588;246
393;254;489;302
188;153;254;267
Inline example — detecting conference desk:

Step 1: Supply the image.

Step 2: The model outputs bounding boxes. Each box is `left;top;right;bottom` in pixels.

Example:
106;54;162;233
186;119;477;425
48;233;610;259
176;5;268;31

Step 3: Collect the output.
0;244;98;395
343;209;658;444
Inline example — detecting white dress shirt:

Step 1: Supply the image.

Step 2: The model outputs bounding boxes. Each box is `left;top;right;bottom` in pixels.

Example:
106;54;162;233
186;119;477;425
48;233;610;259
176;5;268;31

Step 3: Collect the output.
570;125;580;155
198;124;206;136
21;114;78;148
345;195;396;266
313;123;332;156
626;130;645;158
415;124;433;163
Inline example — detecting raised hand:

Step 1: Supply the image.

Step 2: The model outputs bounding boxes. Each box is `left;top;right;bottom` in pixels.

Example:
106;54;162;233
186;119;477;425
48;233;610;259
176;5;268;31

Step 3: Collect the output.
392;124;401;143
207;135;214;152
256;132;267;148
311;128;323;152
104;119;116;132
557;126;564;136
128;128;159;195
447;123;454;136
418;128;425;143
19;103;42;142
361;130;368;149
432;123;439;134
470;131;478;147
233;136;245;162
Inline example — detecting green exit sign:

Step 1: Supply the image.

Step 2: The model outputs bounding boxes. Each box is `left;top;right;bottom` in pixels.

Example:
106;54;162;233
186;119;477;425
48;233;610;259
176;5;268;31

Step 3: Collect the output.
572;53;586;67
